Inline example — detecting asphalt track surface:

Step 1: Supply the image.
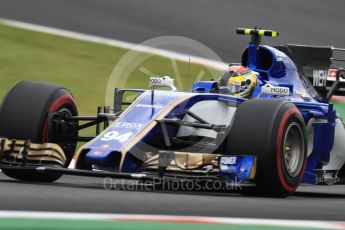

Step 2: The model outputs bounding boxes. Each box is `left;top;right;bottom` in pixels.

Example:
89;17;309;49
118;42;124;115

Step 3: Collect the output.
0;173;345;221
0;0;345;221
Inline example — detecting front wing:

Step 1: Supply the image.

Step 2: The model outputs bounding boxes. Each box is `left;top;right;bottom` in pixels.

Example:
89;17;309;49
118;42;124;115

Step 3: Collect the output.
0;138;257;186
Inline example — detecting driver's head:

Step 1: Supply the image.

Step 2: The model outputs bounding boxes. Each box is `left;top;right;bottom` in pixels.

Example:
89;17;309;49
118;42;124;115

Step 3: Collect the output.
218;65;258;98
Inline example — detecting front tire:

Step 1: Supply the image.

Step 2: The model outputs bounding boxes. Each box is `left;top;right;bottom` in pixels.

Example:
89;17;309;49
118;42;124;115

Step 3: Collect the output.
0;81;78;182
227;99;307;197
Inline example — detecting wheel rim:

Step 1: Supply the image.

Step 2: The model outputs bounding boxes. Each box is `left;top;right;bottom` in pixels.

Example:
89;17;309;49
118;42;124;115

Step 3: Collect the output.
58;107;73;119
55;106;77;152
43;104;77;165
283;122;304;177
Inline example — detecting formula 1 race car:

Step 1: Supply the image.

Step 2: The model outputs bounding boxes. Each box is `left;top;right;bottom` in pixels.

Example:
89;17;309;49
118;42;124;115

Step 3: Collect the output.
0;28;345;197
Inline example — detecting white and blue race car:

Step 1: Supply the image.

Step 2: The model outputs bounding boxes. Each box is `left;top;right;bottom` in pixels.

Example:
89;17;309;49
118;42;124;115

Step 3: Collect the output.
0;28;344;197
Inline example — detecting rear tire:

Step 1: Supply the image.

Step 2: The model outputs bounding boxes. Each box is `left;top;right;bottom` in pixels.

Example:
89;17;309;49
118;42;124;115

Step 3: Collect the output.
338;124;345;184
0;81;78;182
226;99;307;197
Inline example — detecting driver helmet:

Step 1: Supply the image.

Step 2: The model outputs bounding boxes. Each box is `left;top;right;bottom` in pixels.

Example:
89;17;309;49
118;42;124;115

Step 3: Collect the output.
218;65;258;98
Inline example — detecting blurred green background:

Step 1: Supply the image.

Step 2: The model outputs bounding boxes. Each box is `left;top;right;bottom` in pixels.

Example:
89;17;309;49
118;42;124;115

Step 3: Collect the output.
0;23;219;115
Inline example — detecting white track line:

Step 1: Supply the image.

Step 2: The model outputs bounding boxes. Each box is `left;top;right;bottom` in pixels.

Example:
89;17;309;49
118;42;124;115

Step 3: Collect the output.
0;18;228;70
0;211;344;229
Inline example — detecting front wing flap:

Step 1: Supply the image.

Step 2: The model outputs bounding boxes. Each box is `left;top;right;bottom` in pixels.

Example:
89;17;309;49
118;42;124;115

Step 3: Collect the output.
0;138;66;167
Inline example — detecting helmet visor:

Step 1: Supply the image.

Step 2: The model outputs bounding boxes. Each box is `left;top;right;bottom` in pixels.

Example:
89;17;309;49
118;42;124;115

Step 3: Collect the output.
220;82;242;95
228;83;242;94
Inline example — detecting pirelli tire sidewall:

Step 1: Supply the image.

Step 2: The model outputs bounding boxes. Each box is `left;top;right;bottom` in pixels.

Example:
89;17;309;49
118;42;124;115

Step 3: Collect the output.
0;81;78;182
227;99;307;197
270;104;307;194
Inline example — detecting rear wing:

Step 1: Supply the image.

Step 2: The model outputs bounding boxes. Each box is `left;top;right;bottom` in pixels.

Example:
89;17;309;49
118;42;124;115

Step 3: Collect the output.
276;44;345;100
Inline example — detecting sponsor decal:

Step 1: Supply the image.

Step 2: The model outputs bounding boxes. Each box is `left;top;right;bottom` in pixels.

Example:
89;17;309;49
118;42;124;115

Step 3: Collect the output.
220;156;237;165
150;78;162;84
114;122;144;129
220;165;237;171
219;155;256;182
149;76;177;90
136;104;164;109
261;83;290;96
270;87;289;94
313;69;327;87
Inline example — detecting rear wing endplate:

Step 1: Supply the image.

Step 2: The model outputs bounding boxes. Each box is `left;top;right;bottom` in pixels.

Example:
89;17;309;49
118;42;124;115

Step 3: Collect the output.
276;44;345;100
